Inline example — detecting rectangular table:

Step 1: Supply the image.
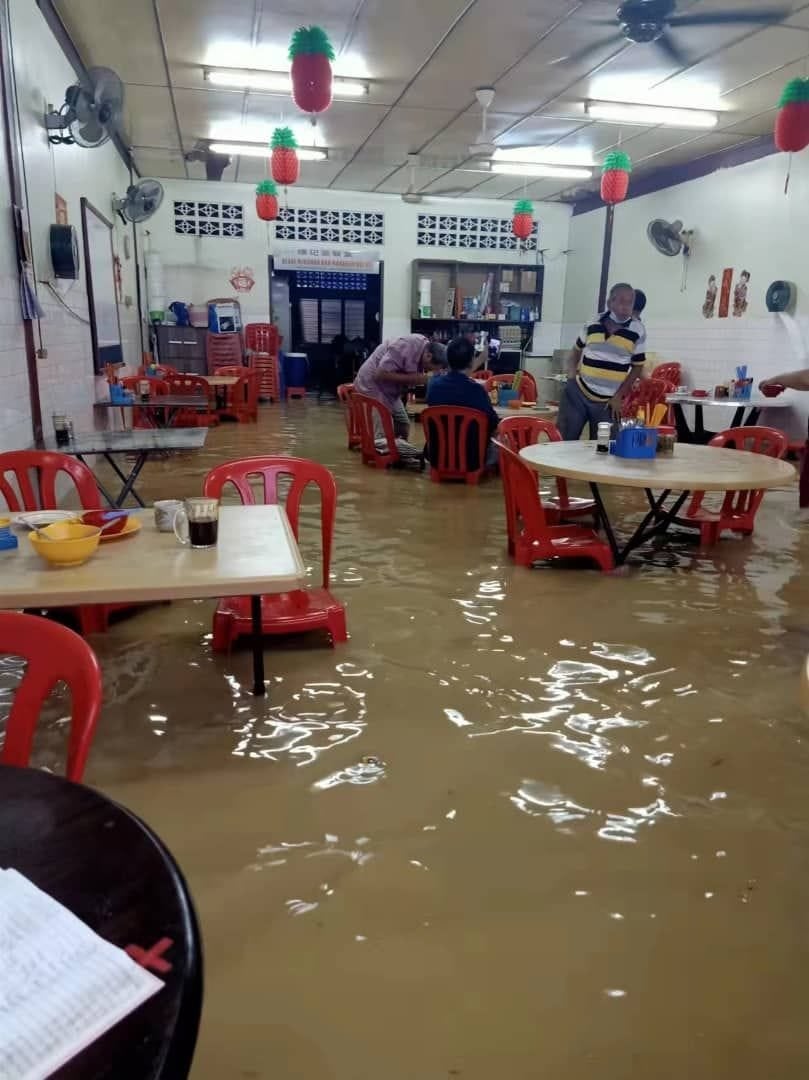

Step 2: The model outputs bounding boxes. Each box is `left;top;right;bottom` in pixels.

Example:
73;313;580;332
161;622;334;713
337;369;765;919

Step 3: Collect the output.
1;506;305;695
35;429;207;508
94;397;211;429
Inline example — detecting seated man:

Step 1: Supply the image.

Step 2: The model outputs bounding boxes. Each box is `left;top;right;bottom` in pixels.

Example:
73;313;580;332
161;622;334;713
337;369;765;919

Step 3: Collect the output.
425;336;499;468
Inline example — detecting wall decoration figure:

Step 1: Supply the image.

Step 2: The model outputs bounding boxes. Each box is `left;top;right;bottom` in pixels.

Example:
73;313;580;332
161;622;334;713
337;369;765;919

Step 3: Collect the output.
229;267;255;293
732;270;750;317
702;274;717;318
718;268;733;319
289;25;334;116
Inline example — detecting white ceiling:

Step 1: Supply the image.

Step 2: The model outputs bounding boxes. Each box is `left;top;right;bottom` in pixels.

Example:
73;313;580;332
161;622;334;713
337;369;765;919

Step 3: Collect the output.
54;0;809;202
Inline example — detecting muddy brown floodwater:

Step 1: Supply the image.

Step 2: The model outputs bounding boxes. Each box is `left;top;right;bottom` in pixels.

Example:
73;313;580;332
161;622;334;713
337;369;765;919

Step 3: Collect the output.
4;402;809;1079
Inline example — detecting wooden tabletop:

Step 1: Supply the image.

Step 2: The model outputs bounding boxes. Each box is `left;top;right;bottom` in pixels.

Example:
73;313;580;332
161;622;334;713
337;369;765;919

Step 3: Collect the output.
202;376;239;388
519;440;797;491
666;393;791;409
0;764;201;1078
36;430;207;454
0;506;306;608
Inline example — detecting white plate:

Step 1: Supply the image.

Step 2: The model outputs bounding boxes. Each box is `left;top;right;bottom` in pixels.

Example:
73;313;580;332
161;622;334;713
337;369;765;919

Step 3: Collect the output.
13;510;77;529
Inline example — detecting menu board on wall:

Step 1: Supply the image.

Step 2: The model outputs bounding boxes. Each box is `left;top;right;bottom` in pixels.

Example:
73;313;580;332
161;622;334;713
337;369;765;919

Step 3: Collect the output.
81;198;123;370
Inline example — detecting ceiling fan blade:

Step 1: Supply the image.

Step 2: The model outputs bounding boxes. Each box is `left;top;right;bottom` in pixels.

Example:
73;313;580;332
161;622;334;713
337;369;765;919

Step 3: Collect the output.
548;33;625;66
654;30;689;66
668;7;787;26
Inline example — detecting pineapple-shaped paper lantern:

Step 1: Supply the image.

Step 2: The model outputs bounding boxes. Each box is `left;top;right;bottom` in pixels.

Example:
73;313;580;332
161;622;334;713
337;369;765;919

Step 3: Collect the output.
289;25;335;115
601;150;632;204
775;77;809;152
255;179;279;221
512;199;534;240
270;127;300;186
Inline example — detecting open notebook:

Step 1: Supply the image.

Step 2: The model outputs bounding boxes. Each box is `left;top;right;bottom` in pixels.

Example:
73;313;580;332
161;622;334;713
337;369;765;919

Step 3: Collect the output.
0;868;164;1080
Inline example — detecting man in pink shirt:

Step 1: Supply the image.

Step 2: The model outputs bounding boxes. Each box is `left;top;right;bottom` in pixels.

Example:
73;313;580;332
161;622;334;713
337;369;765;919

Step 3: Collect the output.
355;334;446;438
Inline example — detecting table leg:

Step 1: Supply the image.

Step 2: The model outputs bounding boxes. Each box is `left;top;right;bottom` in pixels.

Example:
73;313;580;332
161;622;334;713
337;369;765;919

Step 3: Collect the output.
672;403;693;444
745;406;761;426
250;595;266;697
731;405;747;428
589;483;620;564
104;451;148;508
75;453;119;509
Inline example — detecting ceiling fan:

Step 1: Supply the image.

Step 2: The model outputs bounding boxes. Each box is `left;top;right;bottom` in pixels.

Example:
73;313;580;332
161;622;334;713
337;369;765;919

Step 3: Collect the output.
565;0;788;66
401;154;469;203
468;87;497;157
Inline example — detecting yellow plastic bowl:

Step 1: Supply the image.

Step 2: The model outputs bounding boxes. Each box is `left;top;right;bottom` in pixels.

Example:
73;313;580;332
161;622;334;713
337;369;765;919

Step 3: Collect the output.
29;521;102;567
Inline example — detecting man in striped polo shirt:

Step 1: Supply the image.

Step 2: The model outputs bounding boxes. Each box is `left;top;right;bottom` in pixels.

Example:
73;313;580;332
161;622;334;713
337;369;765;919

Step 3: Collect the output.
558;283;647;440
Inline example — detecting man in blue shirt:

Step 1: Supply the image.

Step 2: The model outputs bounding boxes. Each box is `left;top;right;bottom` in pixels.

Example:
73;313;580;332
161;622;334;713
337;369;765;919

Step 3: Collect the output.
426;336;499;468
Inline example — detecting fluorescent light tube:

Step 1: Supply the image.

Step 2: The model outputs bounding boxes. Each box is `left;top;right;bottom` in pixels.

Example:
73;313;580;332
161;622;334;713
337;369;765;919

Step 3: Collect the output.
205;68;369;97
209;142;328;161
586;100;718;128
490;162;592;179
493;146;596;166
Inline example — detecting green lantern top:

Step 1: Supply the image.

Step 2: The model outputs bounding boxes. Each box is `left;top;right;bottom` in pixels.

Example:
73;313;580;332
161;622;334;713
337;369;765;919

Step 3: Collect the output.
602;149;632;174
778;77;809;106
513;199;534;215
271;127;298;150
289;25;336;60
256;180;278;196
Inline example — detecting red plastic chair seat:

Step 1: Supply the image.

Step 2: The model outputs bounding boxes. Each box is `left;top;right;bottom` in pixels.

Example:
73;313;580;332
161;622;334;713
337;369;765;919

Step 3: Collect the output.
497;415;596;521
422;405;491;484
683;425;788;545
0;451;139;635
0;611;102;780
203;456;347;651
497;441;613;572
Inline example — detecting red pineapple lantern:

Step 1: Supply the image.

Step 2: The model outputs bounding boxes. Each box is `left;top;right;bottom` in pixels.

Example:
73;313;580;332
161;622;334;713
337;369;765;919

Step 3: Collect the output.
289;25;335;116
775;77;809;152
271;127;300;186
600;150;632;204
255;179;279;221
512;199;534;240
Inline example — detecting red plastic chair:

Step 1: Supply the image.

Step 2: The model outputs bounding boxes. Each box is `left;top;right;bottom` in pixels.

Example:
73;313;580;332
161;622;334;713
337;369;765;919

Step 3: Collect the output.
621;376;676;422
120;376;171;428
0;612;102;781
486;372;538;402
164;373;218;427
683;426;788;545
472;369;493;382
245;326;281;402
0;451;135;635
496;443;614;571
497;416;596;522
349;393;400;469
652;362;682;385
137;362;178;379
421;406;491;485
206;332;243;374
337;383;360;450
203;457;347;651
217;370;259;423
245;323;280;355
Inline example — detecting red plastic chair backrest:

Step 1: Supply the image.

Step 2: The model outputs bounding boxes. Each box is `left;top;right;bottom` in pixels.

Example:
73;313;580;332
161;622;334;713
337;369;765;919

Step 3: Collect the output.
496;441;552;540
336;383;354;404
422;406;489;479
0;612;102;781
471;369;493;381
138;363;177;378
497;416;561;453
245;323;279;354
231;370;260;412
653;362;682;384
337;384;360;445
206;333;243;371
708;425;788;459
165;373;211;397
622;376;675;419
0;451;100;511
203;456;336;588
349;393;400;467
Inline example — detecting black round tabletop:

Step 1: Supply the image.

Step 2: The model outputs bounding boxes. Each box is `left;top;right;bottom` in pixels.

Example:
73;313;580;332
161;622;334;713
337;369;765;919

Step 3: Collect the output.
0;765;202;1078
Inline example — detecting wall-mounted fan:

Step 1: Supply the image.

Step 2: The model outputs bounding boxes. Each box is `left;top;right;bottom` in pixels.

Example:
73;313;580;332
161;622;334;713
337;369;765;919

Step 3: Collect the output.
112;179;164;224
563;0;786;65
45;67;124;148
647;218;693;257
185;141;232;180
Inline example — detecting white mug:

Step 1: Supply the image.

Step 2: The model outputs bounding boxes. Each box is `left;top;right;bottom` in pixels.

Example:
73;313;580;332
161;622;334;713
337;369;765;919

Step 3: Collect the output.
153;499;183;532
